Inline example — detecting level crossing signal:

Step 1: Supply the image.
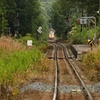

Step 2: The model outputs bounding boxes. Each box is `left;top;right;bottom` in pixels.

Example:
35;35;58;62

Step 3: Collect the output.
88;39;94;50
16;17;19;22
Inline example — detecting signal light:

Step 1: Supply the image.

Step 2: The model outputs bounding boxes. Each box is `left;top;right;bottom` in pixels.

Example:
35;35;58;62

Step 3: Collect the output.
66;12;69;22
16;17;19;22
66;17;69;22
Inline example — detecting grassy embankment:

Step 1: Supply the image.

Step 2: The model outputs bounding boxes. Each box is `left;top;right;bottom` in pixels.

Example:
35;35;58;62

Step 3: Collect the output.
0;35;49;98
82;46;100;82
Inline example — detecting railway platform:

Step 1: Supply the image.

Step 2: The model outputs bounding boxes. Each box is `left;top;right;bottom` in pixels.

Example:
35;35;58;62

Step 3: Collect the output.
71;44;91;60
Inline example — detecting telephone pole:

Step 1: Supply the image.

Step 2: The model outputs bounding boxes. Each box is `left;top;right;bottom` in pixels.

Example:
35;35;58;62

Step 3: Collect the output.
2;13;4;35
13;0;20;38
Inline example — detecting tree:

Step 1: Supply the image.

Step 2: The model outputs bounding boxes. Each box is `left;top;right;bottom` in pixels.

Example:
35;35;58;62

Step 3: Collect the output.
3;0;16;35
0;0;43;37
15;0;43;36
50;0;100;39
39;0;56;40
51;0;72;39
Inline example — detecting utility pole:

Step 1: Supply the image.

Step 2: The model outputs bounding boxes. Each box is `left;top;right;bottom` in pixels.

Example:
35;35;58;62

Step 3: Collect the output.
80;0;84;32
14;0;20;38
98;0;100;25
80;17;97;45
99;0;100;12
2;13;4;35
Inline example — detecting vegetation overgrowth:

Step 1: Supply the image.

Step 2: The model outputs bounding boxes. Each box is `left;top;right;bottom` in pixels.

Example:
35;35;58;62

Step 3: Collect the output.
50;0;99;39
18;33;48;52
68;25;100;44
67;24;100;82
82;46;100;82
0;35;49;99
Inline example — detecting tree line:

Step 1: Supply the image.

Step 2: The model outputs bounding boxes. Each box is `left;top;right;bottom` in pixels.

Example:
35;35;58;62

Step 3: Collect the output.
50;0;99;39
0;0;99;40
0;0;44;37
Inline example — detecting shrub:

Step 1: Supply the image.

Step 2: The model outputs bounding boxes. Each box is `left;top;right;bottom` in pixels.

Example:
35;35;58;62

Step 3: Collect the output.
0;35;50;99
82;46;100;82
0;36;24;52
18;33;45;46
0;36;48;92
0;48;43;83
68;25;100;44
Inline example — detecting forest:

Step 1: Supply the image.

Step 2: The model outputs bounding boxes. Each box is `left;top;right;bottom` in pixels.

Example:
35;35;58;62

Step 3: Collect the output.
0;0;55;40
0;0;43;37
50;0;99;39
0;0;100;40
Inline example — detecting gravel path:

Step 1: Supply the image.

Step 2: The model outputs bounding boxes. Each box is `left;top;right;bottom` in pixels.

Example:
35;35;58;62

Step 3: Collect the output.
19;82;100;93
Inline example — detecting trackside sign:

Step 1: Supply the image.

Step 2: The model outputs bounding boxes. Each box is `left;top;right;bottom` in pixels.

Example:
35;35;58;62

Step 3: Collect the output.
27;40;32;46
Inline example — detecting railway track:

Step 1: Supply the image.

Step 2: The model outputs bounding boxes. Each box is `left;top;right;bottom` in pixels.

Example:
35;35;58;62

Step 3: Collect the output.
13;42;100;100
47;43;93;100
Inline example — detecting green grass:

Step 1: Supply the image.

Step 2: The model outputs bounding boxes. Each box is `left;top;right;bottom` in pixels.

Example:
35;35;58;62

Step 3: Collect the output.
0;35;48;99
0;36;47;86
0;48;43;84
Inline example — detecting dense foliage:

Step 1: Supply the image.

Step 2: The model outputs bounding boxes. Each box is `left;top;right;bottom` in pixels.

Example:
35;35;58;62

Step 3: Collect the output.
0;0;43;37
68;25;100;44
82;46;100;82
50;0;100;39
39;0;56;39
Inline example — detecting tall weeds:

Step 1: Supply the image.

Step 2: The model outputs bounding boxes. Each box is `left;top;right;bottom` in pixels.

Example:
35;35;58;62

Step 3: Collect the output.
82;46;100;82
0;36;48;99
0;36;24;52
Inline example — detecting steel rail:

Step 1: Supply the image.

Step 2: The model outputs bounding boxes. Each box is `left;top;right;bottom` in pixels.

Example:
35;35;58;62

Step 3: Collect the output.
52;43;58;100
60;43;93;100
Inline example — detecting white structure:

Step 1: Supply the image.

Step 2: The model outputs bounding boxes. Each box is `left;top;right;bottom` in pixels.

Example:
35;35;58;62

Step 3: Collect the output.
37;26;42;34
80;18;87;24
27;40;32;46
